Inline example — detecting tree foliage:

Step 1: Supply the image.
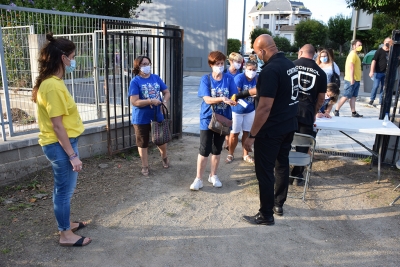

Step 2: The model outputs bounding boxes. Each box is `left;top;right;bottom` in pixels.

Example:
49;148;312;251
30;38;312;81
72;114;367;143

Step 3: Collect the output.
327;15;352;55
227;38;241;55
249;28;271;49
273;36;291;52
346;0;400;21
1;0;152;18
294;19;328;48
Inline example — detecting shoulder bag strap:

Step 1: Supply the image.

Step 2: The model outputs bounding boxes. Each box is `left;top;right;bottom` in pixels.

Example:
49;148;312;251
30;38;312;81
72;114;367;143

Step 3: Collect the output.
208;74;216;113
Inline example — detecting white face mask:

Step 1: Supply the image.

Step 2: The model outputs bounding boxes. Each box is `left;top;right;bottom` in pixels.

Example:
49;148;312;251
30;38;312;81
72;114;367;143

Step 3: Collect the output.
140;65;151;74
212;65;224;74
233;62;242;70
245;70;257;79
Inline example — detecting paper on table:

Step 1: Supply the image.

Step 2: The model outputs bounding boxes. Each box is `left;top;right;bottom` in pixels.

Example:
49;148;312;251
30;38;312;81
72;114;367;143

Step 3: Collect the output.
238;99;248;108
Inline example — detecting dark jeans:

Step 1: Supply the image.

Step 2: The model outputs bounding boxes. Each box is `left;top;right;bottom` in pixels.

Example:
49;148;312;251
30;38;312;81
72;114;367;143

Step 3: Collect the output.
370;72;385;104
199;130;226;157
254;131;295;216
291;123;316;178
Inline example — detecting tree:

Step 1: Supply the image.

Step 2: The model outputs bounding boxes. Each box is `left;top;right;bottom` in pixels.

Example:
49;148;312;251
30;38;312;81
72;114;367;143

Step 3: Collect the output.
346;0;400;24
295;20;328;48
249;28;271;49
273;36;291;52
328;15;352;55
1;0;153;18
227;39;241;56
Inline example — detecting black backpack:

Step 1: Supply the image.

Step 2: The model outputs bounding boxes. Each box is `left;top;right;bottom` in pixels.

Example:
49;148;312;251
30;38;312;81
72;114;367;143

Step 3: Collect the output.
330;63;341;88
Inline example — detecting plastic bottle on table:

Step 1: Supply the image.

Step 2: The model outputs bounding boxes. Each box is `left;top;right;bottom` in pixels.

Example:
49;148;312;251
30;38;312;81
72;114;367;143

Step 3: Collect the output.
382;113;389;127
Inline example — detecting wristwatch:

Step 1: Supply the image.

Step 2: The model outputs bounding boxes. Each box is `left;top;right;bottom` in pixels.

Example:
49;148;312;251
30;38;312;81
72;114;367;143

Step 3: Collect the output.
249;133;256;138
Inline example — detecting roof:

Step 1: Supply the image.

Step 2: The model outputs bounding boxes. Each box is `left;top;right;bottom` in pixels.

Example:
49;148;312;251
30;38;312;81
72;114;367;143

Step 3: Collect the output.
248;0;311;14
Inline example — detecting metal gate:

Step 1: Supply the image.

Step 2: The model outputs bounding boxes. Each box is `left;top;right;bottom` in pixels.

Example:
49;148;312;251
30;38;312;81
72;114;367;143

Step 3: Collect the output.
102;21;183;155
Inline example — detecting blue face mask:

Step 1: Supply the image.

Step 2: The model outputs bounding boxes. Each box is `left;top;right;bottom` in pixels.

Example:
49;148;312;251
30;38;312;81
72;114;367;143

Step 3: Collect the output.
65;57;76;74
320;56;328;63
256;50;264;65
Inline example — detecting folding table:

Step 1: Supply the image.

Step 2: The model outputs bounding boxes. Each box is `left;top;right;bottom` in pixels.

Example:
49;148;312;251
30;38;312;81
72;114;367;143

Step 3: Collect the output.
315;117;400;182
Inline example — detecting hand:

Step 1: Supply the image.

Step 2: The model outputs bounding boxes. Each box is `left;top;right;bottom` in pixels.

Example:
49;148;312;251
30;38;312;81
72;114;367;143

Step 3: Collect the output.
243;136;255;152
222;97;236;106
151;99;162;106
351;80;355;85
369;72;374;78
71;157;83;172
316;113;324;118
324;113;332;118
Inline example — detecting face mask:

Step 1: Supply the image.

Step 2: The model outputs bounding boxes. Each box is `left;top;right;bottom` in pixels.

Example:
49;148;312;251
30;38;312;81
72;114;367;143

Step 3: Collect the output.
233;62;241;70
140;65;151;74
212;65;224;74
65;58;76;74
245;70;257;79
320;57;328;63
355;45;362;52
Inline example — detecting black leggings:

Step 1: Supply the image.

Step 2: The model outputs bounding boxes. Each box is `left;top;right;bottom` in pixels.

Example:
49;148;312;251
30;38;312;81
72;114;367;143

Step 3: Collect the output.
198;130;226;157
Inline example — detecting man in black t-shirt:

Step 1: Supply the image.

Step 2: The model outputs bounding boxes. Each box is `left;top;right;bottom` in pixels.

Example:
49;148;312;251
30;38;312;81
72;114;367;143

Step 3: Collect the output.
241;34;299;225
368;37;392;106
292;44;327;186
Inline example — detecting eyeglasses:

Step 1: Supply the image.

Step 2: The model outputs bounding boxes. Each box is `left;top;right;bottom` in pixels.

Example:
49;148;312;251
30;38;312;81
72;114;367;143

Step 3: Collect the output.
140;62;151;67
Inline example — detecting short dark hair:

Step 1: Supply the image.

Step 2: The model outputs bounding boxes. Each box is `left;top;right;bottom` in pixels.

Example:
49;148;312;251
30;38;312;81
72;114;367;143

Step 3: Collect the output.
351;39;361;47
208;51;226;67
133;55;151;75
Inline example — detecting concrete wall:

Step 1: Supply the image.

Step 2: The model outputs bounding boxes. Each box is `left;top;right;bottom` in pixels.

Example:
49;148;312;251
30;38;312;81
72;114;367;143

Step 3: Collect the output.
0;121;133;186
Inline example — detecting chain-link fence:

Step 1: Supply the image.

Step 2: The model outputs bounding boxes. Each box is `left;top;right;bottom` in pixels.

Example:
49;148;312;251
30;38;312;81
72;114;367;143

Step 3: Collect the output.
0;4;158;140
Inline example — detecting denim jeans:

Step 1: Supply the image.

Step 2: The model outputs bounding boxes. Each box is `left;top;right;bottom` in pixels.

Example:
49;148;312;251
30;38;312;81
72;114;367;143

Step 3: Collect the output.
370;72;385;104
42;138;79;231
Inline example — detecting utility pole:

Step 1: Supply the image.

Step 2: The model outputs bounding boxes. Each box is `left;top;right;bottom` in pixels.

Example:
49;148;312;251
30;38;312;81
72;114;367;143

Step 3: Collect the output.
241;0;247;55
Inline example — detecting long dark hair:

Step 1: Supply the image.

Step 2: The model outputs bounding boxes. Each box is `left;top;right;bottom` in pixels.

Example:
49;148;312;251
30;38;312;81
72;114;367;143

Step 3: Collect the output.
31;32;75;103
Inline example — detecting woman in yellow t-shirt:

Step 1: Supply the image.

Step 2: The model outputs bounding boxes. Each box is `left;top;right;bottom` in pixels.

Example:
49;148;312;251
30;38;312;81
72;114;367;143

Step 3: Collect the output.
31;33;91;247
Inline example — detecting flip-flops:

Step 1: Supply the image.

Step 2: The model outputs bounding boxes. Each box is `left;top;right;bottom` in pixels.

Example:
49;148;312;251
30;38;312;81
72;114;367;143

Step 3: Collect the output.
243;155;254;164
162;157;169;168
59;236;92;247
71;221;87;233
141;166;149;176
225;155;234;163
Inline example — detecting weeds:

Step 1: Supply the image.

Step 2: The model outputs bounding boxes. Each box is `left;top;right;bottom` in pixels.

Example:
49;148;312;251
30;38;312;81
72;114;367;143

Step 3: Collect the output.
7;203;33;211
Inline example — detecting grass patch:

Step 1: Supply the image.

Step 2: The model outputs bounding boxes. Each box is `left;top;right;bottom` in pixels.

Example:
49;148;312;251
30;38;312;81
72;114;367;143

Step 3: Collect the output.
165;212;176;217
359;156;372;164
1;248;11;254
367;193;379;199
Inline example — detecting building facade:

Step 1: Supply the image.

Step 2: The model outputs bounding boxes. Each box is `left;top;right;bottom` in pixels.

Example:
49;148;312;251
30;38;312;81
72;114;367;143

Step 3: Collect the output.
246;0;312;51
133;0;229;75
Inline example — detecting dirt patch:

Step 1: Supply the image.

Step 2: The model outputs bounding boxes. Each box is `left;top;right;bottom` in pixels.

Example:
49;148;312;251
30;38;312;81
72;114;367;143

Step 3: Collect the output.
0;135;399;266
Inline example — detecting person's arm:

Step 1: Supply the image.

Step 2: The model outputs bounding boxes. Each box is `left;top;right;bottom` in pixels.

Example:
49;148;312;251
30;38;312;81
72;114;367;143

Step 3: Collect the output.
161;89;170;105
243;96;274;152
203;96;235;106
315;92;325;121
231;88;257;101
50;116;82;172
369;60;376;78
130;95;155;107
323;103;333;118
349;62;355;84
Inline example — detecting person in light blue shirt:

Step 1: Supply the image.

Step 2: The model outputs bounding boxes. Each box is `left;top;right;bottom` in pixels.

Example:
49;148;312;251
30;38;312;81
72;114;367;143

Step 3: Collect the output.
128;55;171;176
226;60;258;164
190;51;237;191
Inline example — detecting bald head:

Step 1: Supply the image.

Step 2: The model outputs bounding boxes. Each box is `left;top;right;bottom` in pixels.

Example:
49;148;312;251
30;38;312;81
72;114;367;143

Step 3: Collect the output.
298;44;315;59
253;34;278;62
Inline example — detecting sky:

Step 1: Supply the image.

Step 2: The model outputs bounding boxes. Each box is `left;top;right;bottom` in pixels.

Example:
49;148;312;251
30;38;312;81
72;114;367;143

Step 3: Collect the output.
228;0;353;40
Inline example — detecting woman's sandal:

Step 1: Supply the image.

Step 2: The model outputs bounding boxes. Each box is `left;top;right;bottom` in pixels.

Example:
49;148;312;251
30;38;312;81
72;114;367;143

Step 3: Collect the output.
243;155;254;164
141;166;149;176
225;154;234;163
162;157;169;169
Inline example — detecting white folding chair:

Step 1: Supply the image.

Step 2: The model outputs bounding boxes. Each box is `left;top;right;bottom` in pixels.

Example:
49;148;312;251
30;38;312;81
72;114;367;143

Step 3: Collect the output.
288;133;316;201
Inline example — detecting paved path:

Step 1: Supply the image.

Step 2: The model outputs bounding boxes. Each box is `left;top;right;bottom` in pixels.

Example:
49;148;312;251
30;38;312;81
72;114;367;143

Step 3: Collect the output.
182;75;388;157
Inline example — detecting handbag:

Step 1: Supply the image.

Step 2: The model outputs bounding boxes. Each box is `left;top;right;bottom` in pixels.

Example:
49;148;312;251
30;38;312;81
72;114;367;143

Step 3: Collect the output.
330;62;341;88
151;103;172;146
206;75;232;135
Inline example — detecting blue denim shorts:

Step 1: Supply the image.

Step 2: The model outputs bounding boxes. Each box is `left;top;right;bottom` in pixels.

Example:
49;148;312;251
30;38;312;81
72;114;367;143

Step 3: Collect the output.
343;80;360;98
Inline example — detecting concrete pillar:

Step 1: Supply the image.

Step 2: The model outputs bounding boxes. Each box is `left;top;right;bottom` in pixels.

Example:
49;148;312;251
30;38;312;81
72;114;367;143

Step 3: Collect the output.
28;34;46;87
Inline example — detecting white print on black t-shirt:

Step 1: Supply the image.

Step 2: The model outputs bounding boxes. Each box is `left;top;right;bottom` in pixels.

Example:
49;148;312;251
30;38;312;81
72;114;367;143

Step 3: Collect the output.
287;66;299;104
297;71;316;93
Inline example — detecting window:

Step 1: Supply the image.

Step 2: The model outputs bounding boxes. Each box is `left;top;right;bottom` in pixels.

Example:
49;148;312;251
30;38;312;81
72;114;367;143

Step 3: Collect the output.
263;24;269;30
263;14;269;19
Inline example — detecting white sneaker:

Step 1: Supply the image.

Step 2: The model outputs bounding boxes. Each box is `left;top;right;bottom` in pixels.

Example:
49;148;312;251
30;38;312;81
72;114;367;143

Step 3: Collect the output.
208;174;222;187
190;178;203;191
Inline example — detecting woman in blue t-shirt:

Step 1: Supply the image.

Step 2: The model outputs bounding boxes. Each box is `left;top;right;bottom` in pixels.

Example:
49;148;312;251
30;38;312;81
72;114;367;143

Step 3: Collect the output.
226;60;258;164
189;51;237;191
128;56;171;176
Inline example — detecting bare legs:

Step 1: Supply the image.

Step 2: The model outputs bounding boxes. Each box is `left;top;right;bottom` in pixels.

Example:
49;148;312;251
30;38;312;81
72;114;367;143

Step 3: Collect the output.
138;143;168;172
336;96;357;112
196;154;221;179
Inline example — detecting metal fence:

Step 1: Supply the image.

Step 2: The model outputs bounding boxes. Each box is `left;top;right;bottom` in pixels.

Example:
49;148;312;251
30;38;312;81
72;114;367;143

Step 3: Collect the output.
0;5;159;141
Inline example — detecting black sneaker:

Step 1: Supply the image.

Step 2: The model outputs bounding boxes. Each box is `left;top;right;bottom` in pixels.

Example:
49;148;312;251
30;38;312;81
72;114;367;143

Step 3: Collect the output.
368;100;374;106
334;110;339;116
242;212;275;225
352;112;363;118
